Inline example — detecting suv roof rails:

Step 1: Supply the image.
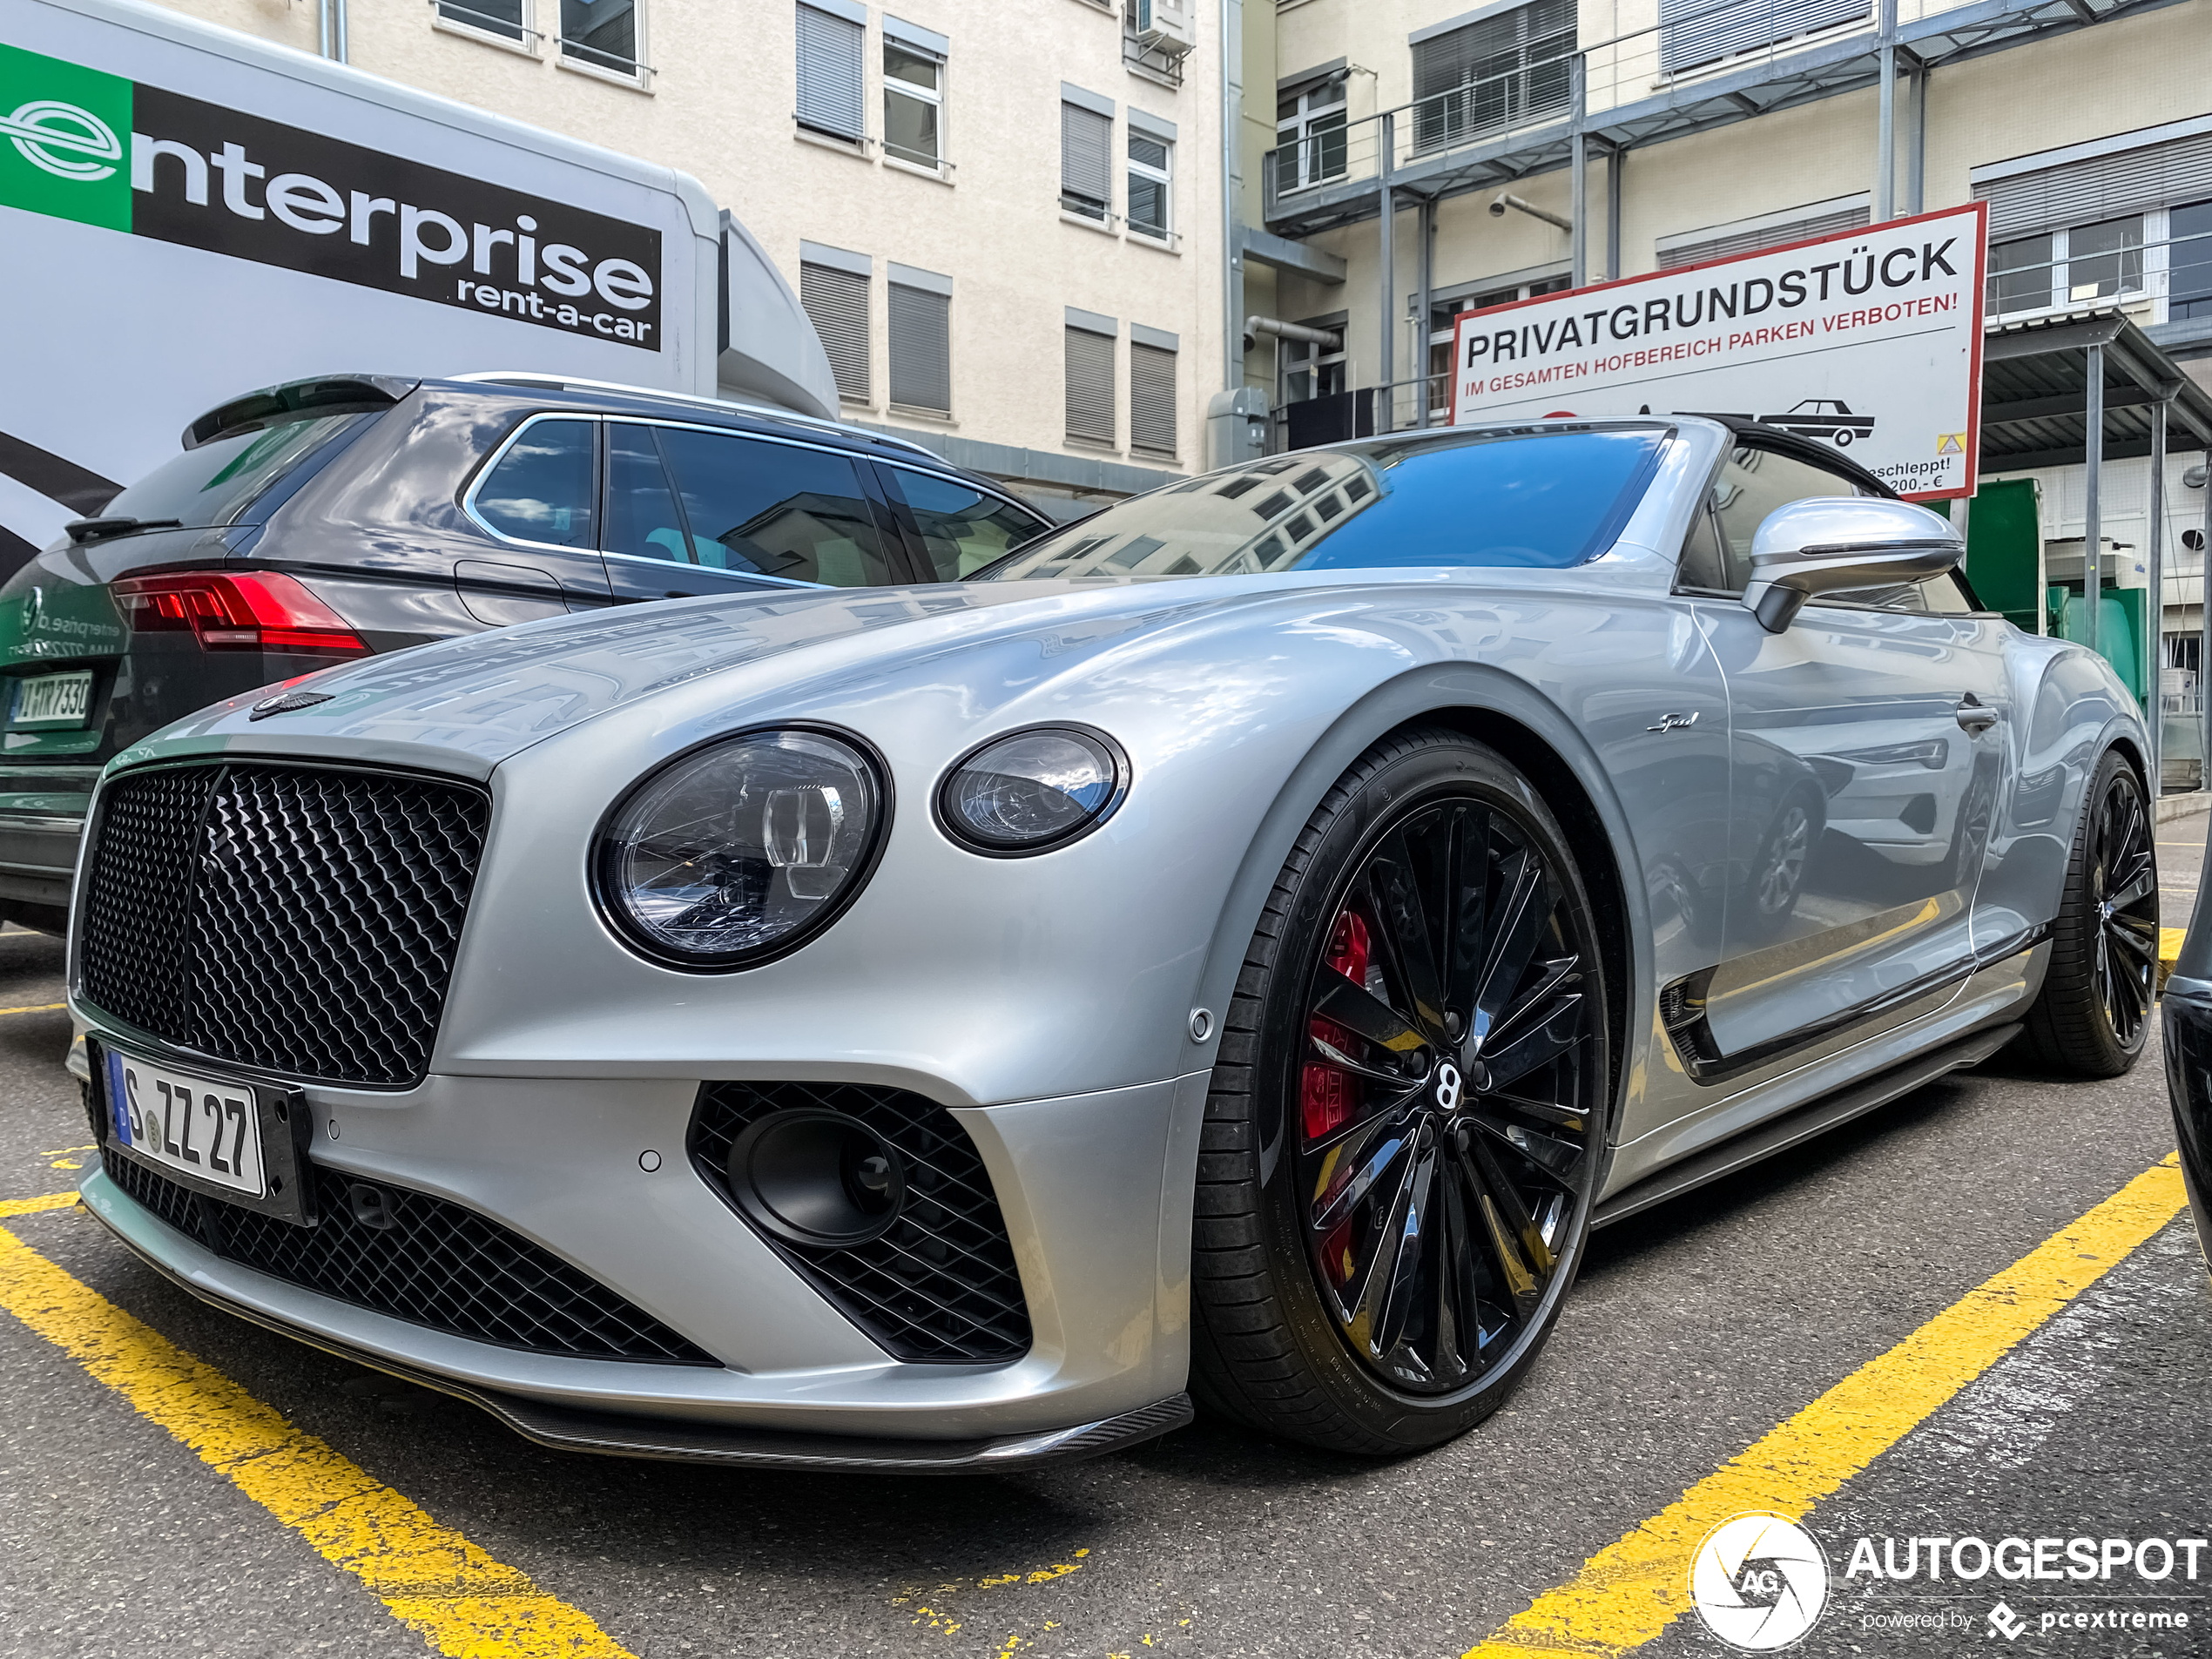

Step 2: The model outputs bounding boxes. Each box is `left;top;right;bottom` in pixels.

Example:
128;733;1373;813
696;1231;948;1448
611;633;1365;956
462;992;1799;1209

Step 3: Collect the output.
446;372;942;461
183;375;421;451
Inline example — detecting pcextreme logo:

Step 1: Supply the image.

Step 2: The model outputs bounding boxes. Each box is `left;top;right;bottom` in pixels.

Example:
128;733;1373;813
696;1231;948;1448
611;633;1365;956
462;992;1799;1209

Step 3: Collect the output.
0;38;663;347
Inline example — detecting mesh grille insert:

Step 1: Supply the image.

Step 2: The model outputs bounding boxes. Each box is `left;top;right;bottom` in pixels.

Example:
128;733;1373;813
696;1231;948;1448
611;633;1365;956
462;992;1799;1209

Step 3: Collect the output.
103;1147;717;1366
77;763;489;1088
689;1082;1031;1364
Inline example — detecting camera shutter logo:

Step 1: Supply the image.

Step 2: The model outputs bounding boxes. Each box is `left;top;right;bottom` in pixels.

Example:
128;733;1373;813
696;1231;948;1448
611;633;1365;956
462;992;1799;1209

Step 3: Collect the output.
1688;1513;1831;1650
3;98;118;179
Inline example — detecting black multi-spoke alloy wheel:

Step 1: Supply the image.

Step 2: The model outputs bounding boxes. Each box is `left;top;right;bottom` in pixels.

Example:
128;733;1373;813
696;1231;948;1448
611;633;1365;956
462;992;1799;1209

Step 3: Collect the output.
1190;730;1611;1454
2018;748;2157;1077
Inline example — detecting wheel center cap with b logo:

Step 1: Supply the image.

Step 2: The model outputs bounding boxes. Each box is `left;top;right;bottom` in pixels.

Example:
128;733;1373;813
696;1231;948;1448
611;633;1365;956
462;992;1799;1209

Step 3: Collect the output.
1432;1060;1464;1114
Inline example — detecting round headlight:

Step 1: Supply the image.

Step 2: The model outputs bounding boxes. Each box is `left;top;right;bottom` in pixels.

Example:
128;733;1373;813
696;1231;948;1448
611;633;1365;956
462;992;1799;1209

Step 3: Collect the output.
597;727;887;968
936;725;1129;855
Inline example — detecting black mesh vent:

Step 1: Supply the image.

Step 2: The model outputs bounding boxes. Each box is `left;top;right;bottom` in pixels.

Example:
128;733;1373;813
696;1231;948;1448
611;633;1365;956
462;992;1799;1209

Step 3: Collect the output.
77;763;489;1088
104;1147;716;1366
689;1082;1030;1364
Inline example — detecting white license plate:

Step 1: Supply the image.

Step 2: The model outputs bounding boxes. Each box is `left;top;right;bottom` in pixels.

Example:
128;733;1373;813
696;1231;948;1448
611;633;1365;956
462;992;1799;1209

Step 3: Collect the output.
10;670;92;728
105;1049;266;1198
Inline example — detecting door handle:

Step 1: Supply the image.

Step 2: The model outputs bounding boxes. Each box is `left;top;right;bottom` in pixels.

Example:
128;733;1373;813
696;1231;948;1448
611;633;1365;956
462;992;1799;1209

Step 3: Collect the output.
1956;693;1998;735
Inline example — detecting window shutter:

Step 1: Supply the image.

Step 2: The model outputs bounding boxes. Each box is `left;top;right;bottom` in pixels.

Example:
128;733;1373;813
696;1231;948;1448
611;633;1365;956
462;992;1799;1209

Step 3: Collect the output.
801;262;870;403
1410;0;1574;151
1975;132;2212;240
888;282;952;414
1658;201;1870;269
1658;0;1868;76
1064;326;1116;444
1130;343;1177;456
796;3;866;141
1062;103;1113;214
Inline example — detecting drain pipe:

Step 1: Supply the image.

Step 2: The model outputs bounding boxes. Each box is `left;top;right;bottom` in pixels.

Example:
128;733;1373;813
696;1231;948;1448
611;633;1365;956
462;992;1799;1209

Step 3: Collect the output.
320;0;348;63
1244;315;1341;353
1488;192;1573;233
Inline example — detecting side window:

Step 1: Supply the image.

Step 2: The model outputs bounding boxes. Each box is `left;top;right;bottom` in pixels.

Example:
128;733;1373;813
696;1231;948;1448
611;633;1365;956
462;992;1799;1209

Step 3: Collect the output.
653;428;898;588
603;423;692;564
1676;503;1730;593
474;418;597;548
889;470;1048;579
1705;444;1871;594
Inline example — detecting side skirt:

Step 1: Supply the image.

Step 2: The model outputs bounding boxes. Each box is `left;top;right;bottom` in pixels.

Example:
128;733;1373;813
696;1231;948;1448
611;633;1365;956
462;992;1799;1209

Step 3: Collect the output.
1592;1021;2020;1230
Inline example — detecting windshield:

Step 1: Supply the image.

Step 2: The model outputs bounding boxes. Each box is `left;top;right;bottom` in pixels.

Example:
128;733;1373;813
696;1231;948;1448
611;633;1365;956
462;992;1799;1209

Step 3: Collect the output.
981;427;1668;582
100;413;368;529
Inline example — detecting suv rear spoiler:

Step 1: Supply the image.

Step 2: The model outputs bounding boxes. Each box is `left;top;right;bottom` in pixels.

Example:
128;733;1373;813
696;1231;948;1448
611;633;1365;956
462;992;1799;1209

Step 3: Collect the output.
182;376;421;451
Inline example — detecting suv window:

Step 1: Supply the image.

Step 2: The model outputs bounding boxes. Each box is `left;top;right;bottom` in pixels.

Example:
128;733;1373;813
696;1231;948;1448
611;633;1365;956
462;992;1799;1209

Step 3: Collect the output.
887;469;1048;579
473;418;596;548
101;413;365;529
626;425;898;588
604;424;692;564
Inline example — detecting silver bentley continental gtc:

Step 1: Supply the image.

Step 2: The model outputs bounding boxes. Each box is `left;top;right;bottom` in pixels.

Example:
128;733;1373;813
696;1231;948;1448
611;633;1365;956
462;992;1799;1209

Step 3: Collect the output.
68;415;2155;1468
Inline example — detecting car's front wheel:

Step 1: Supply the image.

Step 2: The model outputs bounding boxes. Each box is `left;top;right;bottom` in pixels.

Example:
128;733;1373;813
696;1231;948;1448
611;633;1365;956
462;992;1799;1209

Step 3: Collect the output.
1190;729;1610;1454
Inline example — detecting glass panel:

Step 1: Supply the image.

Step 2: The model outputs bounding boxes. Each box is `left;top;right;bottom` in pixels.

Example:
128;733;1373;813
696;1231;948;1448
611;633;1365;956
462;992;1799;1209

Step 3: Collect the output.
1676;505;1730;592
652;428;895;588
883;42;938;89
561;0;636;72
983;429;1667;580
474;419;596;547
885;88;940;165
2174;200;2212;322
1988;234;2053;315
1708;444;1871;593
890;471;1047;580
604;425;691;564
437;0;525;41
100;414;366;529
1129;172;1168;237
2068;216;2142;300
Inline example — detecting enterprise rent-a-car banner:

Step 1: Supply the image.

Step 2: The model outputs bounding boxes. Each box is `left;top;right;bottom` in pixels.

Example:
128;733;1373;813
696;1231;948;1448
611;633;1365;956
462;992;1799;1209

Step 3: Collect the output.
1452;204;1987;500
0;38;662;347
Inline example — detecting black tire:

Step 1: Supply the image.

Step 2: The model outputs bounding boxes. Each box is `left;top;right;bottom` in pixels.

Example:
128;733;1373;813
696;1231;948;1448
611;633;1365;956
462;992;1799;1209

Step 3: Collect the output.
2016;749;2157;1077
1190;729;1611;1455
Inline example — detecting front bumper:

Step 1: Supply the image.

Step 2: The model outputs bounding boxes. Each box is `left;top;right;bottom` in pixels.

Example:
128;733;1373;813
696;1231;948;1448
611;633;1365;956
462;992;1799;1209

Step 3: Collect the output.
81;1064;1210;1454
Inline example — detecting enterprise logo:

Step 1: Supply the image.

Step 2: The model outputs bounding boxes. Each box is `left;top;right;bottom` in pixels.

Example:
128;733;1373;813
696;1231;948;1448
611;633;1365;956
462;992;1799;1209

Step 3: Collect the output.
0;39;662;348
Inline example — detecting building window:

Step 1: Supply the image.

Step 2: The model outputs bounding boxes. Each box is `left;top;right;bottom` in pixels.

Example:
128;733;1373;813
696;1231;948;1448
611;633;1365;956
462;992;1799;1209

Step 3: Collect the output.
1127;128;1172;240
560;0;640;75
1658;0;1867;76
1130;332;1177;457
1061;92;1114;221
1278;330;1345;408
800;252;872;405
1655;196;1869;270
797;1;867;144
1275;78;1346;194
436;0;531;45
2175;199;2212;322
883;20;946;169
888;268;952;415
1411;0;1573;154
1425;276;1569;408
1987;218;2144;316
1065;314;1117;445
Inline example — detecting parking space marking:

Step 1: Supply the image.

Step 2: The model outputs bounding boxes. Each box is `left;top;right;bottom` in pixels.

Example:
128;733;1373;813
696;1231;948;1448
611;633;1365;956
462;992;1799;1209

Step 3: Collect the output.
1463;1154;2188;1659
0;1197;639;1659
0;1000;66;1016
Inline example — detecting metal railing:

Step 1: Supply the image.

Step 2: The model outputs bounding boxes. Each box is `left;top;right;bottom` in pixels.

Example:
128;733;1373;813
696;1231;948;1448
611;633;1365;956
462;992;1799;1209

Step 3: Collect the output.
1985;225;2212;325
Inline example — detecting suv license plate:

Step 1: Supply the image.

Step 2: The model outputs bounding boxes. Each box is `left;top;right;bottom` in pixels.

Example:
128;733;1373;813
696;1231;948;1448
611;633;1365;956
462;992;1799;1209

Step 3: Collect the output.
105;1049;269;1198
9;670;92;728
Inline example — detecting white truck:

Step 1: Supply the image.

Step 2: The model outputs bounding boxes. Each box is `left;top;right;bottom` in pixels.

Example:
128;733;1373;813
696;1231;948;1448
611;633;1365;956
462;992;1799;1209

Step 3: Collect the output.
0;0;836;561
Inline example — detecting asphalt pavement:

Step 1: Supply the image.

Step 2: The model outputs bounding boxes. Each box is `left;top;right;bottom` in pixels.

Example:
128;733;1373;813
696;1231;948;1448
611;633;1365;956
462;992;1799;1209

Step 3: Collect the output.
0;809;2207;1659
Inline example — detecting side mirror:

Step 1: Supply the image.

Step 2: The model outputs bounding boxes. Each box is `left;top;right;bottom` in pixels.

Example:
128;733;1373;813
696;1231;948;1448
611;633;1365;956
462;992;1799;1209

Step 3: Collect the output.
1741;497;1965;632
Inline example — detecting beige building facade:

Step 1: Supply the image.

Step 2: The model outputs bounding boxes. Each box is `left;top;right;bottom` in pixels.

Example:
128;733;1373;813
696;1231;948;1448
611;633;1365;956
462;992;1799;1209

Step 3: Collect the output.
1234;0;2212;442
147;0;1226;510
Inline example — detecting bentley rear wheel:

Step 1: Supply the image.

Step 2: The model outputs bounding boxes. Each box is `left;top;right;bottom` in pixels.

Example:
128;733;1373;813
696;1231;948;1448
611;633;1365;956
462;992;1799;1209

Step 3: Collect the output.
1190;729;1610;1454
2017;748;2156;1078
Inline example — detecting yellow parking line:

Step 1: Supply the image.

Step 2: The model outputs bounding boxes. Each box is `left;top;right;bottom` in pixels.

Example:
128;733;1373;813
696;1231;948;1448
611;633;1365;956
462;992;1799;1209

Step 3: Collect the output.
1464;1154;2188;1659
0;1001;66;1016
0;1198;637;1659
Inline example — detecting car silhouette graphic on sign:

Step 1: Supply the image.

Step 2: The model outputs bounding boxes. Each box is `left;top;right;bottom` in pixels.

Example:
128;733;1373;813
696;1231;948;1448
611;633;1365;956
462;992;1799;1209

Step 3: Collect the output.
1759;400;1878;447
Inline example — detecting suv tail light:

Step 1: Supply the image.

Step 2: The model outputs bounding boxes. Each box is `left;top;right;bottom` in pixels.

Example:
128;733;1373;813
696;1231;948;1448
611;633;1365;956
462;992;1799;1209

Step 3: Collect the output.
112;570;368;656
